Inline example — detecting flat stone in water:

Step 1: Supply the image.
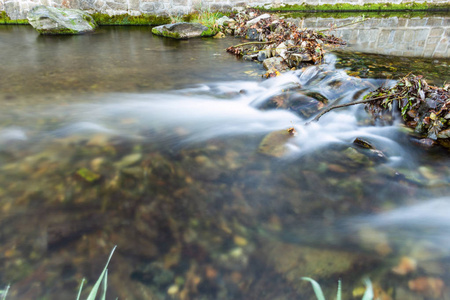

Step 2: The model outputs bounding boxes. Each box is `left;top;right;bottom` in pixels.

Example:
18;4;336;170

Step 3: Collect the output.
27;5;97;35
152;22;209;39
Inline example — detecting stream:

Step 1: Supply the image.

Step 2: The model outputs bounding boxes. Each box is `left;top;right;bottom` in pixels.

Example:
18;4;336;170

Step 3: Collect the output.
0;18;449;300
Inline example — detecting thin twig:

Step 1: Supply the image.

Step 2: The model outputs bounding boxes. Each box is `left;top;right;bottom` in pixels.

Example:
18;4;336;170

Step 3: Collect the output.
227;40;274;49
318;18;370;33
307;92;401;124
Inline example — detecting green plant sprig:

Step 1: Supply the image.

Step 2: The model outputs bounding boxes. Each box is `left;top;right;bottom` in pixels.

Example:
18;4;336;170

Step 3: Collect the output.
301;277;374;300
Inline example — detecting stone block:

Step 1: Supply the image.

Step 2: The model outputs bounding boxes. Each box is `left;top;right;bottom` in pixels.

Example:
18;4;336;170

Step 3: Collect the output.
404;50;420;56
429;27;444;37
173;0;187;5
393;29;405;42
378;29;392;45
397;42;409;51
390;50;404;56
435;37;448;52
106;1;128;10
364;18;381;28
209;3;222;11
426;18;443;27
128;0;140;11
414;29;430;42
380;17;398;27
222;4;232;11
407;18;427;27
427;36;441;45
348;30;358;44
5;1;27;19
320;0;337;4
339;29;351;41
397;18;407;27
77;0;95;10
303;20;315;29
140;2;154;12
424;43;437;53
357;29;376;43
403;29;415;42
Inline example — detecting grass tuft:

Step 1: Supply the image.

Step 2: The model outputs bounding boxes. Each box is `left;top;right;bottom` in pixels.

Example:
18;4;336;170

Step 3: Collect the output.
79;245;116;300
301;277;374;300
0;285;10;300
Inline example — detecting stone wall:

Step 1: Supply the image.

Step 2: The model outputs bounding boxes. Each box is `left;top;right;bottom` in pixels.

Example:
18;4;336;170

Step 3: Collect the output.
2;0;449;20
289;17;449;58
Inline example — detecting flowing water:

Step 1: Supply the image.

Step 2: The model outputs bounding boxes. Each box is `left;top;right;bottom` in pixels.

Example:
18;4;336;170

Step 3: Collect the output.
0;21;449;300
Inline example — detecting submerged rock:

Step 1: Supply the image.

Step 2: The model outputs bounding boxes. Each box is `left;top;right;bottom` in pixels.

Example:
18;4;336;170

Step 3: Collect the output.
152;22;209;39
262;57;289;73
27;6;97;35
258;127;296;157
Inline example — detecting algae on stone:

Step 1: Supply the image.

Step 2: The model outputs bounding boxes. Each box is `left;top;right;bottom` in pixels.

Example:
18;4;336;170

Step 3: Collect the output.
152;22;209;39
27;6;97;35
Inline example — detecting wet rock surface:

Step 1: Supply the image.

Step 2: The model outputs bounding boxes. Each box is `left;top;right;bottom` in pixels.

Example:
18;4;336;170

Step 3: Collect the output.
27;5;97;35
365;74;450;149
223;9;346;77
1;69;450;299
152;22;209;39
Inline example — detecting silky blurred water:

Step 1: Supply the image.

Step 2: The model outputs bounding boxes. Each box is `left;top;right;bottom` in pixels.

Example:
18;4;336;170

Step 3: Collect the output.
0;24;449;300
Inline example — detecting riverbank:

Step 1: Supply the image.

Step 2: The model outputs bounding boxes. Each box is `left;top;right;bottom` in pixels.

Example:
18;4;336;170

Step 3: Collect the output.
1;2;449;25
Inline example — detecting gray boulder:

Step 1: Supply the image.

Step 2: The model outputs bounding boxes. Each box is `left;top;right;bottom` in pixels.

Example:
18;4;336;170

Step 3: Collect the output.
27;5;97;35
152;22;209;39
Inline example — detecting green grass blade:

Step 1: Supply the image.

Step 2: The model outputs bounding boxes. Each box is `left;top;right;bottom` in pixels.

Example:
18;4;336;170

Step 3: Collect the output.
76;279;85;300
1;285;10;300
336;279;341;300
301;277;326;300
86;245;117;300
361;278;374;300
100;270;108;300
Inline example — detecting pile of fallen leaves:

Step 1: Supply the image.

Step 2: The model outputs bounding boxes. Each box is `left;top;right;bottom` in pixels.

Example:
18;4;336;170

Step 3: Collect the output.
222;9;345;77
365;75;450;147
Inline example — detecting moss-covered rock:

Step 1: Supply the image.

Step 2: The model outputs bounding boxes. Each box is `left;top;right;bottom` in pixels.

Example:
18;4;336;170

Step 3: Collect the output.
27;6;97;35
151;22;209;39
0;11;29;24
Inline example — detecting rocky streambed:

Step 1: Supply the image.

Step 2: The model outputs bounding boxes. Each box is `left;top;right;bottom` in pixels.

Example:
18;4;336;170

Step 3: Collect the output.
1;9;450;300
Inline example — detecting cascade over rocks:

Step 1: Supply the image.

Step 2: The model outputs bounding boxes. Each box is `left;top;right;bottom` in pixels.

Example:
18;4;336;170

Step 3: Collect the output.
27;5;97;35
365;75;450;149
151;22;209;39
221;9;346;77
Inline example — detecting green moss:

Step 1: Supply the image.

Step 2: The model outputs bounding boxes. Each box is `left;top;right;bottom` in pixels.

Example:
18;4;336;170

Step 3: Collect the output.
281;10;450;19
91;13;170;25
151;26;181;38
76;167;101;182
261;2;450;12
37;27;79;34
0;11;29;25
200;27;219;37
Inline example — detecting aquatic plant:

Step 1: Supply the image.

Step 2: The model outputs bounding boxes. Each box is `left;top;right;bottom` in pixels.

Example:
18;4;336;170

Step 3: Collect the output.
0;247;116;300
0;285;10;300
76;246;116;300
168;13;184;24
193;10;222;36
301;277;374;300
